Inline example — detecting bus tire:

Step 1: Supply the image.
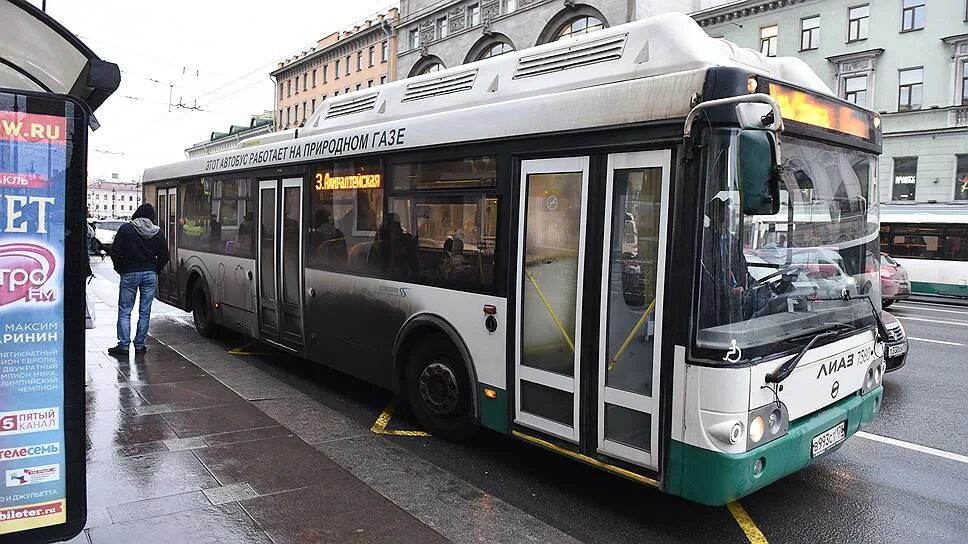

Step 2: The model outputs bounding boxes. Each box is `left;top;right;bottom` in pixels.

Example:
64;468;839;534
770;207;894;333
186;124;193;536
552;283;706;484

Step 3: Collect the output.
190;281;216;337
405;333;477;442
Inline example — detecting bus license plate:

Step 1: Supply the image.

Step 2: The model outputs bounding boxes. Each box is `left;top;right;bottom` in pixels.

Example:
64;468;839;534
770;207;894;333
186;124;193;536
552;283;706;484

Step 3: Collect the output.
811;421;847;458
889;343;908;358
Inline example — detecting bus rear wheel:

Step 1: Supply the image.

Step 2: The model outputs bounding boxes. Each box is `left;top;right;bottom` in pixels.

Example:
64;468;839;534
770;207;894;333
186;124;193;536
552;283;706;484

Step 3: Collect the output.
405;333;477;441
190;282;216;337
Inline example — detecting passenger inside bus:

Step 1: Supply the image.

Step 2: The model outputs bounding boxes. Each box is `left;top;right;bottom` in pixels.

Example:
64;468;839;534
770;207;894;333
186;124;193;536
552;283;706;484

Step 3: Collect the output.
308;208;347;264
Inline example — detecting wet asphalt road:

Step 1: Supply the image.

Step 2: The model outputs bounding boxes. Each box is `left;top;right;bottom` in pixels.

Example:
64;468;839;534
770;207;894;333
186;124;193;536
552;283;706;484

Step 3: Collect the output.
95;261;968;543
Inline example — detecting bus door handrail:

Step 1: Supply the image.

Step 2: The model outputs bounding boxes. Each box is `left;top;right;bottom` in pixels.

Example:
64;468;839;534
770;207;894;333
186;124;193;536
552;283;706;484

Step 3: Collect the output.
607;298;656;370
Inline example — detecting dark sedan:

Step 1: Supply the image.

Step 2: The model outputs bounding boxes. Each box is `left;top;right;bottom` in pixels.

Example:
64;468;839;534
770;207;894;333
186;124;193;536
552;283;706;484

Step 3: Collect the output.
882;310;908;372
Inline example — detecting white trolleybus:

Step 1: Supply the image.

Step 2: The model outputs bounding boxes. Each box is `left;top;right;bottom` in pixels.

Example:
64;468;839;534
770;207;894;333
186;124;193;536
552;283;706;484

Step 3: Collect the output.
143;13;888;505
880;204;968;300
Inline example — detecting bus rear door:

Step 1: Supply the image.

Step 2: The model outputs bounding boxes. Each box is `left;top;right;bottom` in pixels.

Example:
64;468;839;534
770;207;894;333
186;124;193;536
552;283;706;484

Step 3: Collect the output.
257;178;305;350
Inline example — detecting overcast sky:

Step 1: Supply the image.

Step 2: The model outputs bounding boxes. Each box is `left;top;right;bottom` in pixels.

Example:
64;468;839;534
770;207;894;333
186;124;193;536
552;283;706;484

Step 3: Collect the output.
29;0;398;181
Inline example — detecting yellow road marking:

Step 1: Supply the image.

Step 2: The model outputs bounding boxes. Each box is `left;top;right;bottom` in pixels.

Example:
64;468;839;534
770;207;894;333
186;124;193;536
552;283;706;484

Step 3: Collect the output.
608;298;656;370
227;342;273;356
371;400;431;437
525;269;575;352
512;430;660;488
727;501;768;544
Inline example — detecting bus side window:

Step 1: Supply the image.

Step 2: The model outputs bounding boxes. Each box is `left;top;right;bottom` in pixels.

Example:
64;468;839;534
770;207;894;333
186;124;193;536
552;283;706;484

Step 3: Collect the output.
306;159;383;274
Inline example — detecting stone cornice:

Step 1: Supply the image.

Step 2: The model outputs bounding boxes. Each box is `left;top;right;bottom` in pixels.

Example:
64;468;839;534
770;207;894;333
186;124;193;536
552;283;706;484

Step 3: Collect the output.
693;0;811;28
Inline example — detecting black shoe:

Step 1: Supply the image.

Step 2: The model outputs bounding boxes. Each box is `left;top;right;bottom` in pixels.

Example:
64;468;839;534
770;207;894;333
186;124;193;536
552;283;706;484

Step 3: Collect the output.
134;346;147;354
107;345;128;356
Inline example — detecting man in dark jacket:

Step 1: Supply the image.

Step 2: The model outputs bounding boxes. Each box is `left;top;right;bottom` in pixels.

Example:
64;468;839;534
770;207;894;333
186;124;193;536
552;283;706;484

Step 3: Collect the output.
108;204;169;355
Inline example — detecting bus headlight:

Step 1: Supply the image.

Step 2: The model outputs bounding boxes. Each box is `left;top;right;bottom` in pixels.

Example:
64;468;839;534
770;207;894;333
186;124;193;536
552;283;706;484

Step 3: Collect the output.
749;415;765;443
747;402;789;450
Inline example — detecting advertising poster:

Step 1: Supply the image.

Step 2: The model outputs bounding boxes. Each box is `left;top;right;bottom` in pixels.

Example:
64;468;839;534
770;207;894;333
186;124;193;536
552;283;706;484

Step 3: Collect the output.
0;107;68;534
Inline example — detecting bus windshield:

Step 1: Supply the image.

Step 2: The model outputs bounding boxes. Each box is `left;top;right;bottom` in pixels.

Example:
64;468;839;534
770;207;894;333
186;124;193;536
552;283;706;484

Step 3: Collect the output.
697;129;880;355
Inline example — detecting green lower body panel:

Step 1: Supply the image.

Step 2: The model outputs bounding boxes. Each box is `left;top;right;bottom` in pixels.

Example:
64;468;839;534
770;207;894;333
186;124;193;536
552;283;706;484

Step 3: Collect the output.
911;281;968;298
666;387;883;506
478;384;507;434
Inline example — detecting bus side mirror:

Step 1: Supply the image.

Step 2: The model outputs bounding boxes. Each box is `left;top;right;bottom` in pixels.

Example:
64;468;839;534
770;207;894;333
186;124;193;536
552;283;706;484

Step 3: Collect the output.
737;130;781;216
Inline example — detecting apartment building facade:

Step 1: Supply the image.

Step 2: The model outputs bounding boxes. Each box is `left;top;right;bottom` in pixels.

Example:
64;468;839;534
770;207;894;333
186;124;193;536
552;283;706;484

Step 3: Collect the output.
393;0;717;79
695;0;968;204
271;8;399;131
88;178;142;219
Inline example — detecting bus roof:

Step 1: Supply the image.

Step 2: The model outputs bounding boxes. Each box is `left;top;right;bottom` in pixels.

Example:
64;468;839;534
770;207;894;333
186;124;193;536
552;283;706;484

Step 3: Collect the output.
880;204;968;225
144;11;833;183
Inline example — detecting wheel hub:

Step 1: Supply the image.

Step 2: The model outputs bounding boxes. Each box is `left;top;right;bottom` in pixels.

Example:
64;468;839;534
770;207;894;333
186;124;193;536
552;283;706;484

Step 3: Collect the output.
418;362;459;415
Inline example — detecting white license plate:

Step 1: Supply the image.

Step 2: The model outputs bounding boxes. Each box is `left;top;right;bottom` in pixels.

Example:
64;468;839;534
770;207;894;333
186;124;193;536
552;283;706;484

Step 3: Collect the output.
811;421;847;457
889;343;908;358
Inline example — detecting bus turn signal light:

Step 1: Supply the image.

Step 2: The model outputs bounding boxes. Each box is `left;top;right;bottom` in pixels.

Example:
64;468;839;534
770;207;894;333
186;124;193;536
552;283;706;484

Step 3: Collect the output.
483;305;497;315
484;388;497;399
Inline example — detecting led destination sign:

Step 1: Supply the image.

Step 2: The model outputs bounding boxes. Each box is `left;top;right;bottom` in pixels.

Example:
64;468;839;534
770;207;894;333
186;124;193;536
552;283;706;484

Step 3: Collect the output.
767;82;875;140
314;172;382;191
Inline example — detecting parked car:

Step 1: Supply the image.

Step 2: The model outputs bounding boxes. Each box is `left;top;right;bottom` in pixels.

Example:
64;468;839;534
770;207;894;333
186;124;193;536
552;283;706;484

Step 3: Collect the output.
91;219;126;251
882;310;908;372
880;254;910;308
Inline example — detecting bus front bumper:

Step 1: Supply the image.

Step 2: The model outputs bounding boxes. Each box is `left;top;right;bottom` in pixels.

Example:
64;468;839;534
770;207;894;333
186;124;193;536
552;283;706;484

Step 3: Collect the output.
666;386;883;506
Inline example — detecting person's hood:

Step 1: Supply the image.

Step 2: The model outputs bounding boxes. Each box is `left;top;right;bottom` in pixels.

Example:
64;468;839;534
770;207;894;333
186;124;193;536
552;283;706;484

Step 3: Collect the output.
130;217;160;239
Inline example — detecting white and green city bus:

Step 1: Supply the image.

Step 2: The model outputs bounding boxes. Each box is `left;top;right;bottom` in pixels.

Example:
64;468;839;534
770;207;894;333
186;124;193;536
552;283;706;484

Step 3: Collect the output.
142;13;888;505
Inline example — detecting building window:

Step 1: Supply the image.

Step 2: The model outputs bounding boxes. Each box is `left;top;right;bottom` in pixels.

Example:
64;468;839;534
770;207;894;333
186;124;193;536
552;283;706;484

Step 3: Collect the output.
955;154;968;200
294;78;299;94
279;109;283;124
345;87;350;94
436;17;448;40
303;73;307;91
800;16;820;50
961;58;968;105
335;60;340;79
294;104;299;122
554;16;605;41
848;5;869;42
760;25;778;56
467;4;480;27
502;0;516;15
346;56;351;75
367;79;373;88
302;101;307;121
286;107;291;125
892;157;918;200
901;0;925;31
356;83;361;91
334;90;339;96
312;69;317;87
477;42;514;60
898;67;923;111
380;75;387;84
323;64;328;83
409;28;420;49
357;51;363;71
368;46;375;67
843;74;868;105
311;98;316;113
418;62;444;75
382;41;388;62
287;80;291;96
278;83;284;99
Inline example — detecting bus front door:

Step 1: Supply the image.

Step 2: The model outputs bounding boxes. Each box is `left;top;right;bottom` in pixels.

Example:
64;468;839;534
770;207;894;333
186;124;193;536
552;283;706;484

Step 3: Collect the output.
515;151;669;471
156;187;178;305
257;178;305;351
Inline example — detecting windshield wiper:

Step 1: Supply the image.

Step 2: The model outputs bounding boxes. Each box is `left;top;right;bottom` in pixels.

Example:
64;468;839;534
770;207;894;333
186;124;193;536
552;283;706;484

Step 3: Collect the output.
765;322;854;384
810;289;890;341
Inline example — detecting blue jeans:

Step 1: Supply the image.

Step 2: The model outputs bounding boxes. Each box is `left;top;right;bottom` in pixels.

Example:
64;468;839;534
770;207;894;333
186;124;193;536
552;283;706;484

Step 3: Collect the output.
117;271;157;349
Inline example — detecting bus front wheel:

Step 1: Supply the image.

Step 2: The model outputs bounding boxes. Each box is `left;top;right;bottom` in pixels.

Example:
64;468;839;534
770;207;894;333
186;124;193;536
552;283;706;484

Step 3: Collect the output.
405;333;477;441
190;281;216;338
